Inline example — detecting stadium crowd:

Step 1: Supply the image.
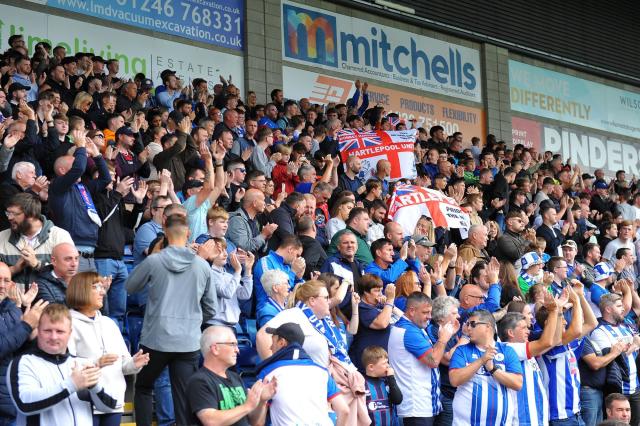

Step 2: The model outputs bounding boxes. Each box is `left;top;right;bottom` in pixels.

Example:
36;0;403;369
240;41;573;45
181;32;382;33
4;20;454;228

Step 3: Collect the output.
0;33;639;426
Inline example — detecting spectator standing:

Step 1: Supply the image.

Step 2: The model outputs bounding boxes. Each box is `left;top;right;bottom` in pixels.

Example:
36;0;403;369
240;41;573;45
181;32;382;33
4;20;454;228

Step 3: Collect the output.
0;262;46;425
320;231;364;284
297;216;327;279
8;304;119;425
389;292;458;425
186;326;274;426
126;216;218;426
66;272;150;426
590;294;640;425
48;130;110;272
227;188;277;253
350;275;403;373
256;323;350;426
0;161;48;232
256;269;291;328
449;310;523;425
362;346;403;426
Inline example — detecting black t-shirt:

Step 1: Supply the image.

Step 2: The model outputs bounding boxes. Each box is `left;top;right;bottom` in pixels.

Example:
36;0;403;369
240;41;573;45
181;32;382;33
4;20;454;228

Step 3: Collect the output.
186;367;249;426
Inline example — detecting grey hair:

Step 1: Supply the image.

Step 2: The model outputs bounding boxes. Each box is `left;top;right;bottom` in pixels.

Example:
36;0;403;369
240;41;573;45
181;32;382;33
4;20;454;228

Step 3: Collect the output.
200;325;234;355
11;161;35;181
468;309;496;329
599;293;622;314
431;296;460;323
497;312;526;342
261;269;290;297
298;164;315;179
468;224;487;238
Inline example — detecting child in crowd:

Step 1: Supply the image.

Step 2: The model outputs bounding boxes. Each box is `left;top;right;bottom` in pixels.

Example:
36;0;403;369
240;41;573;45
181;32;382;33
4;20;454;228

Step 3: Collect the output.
362;346;403;426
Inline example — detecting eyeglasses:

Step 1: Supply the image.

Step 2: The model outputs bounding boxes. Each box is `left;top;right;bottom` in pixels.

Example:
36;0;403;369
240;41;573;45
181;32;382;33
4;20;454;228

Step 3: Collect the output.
554;265;568;270
91;283;105;291
235;169;246;173
95;134;105;138
5;211;23;218
468;295;486;301
313;294;330;301
467;320;490;328
216;342;239;348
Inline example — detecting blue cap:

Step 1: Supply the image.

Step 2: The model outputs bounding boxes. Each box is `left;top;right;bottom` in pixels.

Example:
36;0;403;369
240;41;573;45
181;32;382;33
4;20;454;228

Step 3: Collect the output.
520;252;544;270
593;262;613;282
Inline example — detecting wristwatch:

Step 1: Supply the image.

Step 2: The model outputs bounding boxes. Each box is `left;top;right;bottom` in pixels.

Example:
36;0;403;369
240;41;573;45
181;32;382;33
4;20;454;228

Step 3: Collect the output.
488;365;499;375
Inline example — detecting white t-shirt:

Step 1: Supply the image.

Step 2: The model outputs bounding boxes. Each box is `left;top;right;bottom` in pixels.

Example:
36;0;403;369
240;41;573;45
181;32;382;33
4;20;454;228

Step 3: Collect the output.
264;308;329;367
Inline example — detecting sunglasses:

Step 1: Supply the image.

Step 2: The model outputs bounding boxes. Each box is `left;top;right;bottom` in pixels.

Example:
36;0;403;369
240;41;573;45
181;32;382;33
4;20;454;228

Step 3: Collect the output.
467;320;490;328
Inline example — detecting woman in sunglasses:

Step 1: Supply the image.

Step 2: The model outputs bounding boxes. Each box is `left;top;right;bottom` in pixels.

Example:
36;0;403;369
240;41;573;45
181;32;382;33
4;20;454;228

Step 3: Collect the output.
449;310;523;426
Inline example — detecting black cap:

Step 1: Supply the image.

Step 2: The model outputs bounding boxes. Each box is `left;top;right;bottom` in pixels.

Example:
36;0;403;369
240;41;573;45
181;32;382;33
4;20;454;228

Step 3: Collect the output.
265;322;305;346
8;82;30;96
582;173;595;180
160;69;176;82
60;57;77;65
182;179;204;193
92;56;105;63
115;126;135;138
414;235;436;247
141;78;154;90
168;110;184;124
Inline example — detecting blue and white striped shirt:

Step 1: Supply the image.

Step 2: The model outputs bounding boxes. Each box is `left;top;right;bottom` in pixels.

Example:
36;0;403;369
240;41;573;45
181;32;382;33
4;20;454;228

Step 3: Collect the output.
537;340;581;421
450;342;522;426
507;342;548;426
590;319;639;395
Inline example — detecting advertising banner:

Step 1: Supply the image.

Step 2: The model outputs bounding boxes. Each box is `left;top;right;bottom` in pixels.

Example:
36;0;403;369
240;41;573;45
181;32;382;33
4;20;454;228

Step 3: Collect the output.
25;0;244;51
511;116;640;177
338;129;417;181
0;4;243;92
282;0;482;103
283;66;485;140
388;184;470;236
509;60;640;139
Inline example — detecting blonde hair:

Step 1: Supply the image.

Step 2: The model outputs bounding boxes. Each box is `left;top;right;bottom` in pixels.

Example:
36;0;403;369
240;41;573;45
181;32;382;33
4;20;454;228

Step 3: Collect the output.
288;280;326;308
72;91;93;110
41;303;72;325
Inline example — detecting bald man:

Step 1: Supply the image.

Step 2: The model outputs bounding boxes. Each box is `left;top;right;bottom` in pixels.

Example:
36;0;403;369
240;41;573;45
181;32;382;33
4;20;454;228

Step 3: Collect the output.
227;188;278;253
48;134;111;272
33;242;79;304
458;225;490;264
458;280;501;324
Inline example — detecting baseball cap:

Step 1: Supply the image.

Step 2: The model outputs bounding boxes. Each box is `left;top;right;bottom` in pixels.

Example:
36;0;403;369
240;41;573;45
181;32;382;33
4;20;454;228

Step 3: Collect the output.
561;240;578;250
8;82;30;96
182;179;204;193
414;235;435;247
92;56;105;64
582;173;595;180
140;78;154;90
595;180;608;190
160;69;176;82
115;126;135;138
520;252;544;270
593;262;614;282
265;322;305;346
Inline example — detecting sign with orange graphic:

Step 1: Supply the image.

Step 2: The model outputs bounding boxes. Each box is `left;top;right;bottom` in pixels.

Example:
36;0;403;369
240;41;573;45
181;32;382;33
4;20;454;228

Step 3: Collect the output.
283;66;485;140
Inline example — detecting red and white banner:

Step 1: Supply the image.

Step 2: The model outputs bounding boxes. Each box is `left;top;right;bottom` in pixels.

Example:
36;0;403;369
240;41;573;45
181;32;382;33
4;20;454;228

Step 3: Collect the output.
387;184;470;236
338;129;417;180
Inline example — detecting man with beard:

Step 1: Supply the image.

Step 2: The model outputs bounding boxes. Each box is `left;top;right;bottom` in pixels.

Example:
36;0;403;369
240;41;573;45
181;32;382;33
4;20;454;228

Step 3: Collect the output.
0;193;72;286
337;156;365;196
590;294;640;425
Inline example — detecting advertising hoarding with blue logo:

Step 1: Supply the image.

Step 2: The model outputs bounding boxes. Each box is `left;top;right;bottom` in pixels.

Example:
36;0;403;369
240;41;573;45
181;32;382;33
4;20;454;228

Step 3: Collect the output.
0;4;244;91
282;0;482;103
25;0;244;51
509;60;640;139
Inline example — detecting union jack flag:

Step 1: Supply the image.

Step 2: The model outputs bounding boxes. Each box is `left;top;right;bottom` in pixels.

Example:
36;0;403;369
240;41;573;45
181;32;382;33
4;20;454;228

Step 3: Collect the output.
338;130;383;152
394;184;414;196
